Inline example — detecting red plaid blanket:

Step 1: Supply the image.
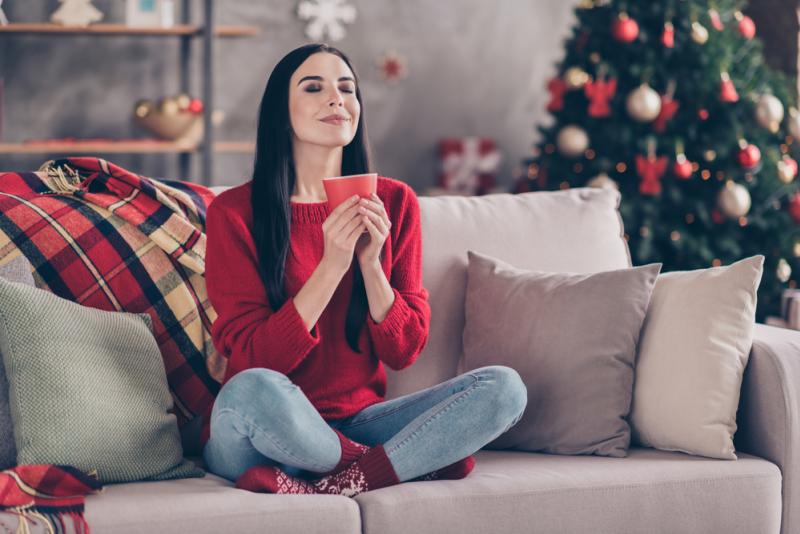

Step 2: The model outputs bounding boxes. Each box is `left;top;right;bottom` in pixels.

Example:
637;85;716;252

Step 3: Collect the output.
0;464;102;533
0;157;223;430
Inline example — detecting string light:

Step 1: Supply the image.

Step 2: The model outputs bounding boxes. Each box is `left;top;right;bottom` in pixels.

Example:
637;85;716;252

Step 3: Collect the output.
559;181;570;190
616;162;627;172
670;230;681;241
701;170;711;180
712;259;722;267
739;216;748;226
640;226;650;237
685;213;695;224
585;149;596;159
528;164;539;178
574;163;584;173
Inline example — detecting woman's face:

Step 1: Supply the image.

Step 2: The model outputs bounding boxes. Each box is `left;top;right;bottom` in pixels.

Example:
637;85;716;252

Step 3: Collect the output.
288;52;360;149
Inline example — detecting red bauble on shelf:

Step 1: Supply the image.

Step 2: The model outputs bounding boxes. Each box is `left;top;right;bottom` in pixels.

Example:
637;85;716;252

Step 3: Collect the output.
612;12;639;43
188;98;204;114
736;12;756;40
673;154;693;179
737;142;761;170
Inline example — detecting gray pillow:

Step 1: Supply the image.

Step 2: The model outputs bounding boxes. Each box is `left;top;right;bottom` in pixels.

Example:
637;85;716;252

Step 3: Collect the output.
0;277;204;483
463;250;661;457
0;255;36;470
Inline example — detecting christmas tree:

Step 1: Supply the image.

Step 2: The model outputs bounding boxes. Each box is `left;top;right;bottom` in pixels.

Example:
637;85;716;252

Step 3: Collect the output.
515;0;799;321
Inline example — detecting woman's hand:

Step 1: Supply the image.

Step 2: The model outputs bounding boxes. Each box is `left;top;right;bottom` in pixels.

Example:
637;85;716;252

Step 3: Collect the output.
320;195;368;276
355;193;391;268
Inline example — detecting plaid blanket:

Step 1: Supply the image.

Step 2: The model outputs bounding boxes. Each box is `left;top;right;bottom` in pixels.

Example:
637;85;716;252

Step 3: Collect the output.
0;157;223;430
0;464;102;534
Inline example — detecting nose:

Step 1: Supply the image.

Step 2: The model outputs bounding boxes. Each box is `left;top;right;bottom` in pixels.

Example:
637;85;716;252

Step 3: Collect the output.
328;89;345;107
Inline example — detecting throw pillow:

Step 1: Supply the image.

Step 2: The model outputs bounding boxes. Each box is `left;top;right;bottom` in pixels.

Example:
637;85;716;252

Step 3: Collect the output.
0;277;204;483
0;255;35;470
463;250;661;457
629;255;764;460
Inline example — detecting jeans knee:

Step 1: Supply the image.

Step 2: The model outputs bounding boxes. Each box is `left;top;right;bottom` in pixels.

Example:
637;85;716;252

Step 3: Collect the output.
214;368;294;417
480;365;528;425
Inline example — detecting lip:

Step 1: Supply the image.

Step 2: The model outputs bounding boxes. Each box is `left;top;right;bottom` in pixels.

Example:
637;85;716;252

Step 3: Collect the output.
320;115;350;125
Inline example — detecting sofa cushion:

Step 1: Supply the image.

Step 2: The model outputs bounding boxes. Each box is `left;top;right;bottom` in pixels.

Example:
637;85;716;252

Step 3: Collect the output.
463;251;660;457
385;188;631;400
84;473;361;534
0;255;35;470
630;256;764;460
0;278;203;483
355;448;781;534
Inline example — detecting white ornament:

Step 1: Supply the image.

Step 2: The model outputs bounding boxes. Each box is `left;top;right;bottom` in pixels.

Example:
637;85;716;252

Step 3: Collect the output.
691;21;709;44
556;125;589;158
586;173;619;190
755;93;784;133
777;258;792;283
297;0;356;42
717;181;751;218
0;0;8;26
51;0;104;26
788;107;800;140
626;84;661;122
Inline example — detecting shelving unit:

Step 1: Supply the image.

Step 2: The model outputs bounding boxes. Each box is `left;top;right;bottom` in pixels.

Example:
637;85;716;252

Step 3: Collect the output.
0;0;259;185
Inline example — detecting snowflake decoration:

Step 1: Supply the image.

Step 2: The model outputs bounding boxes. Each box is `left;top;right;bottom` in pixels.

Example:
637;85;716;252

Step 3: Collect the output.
377;51;409;83
297;0;357;42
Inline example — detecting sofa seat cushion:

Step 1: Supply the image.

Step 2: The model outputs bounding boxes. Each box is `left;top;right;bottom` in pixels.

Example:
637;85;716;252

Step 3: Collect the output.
355;448;781;534
85;472;361;534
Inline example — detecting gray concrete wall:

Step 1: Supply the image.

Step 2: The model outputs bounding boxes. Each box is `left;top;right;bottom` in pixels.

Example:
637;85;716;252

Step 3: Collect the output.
0;1;580;189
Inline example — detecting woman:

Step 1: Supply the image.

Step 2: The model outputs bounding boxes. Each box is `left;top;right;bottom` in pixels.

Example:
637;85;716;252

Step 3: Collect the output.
203;43;528;496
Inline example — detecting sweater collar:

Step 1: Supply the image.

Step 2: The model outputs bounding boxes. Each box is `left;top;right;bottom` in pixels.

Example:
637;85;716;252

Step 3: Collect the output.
291;200;331;224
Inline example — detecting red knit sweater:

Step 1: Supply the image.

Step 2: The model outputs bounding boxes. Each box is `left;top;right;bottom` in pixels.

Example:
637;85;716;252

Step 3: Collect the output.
201;177;431;445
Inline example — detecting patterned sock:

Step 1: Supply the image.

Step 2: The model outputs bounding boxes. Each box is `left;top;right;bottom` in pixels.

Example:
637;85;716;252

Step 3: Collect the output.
410;455;476;482
236;445;400;497
314;428;370;477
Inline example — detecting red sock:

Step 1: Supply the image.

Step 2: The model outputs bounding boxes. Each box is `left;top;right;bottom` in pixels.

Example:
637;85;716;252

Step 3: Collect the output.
411;455;476;481
314;428;370;477
236;445;400;497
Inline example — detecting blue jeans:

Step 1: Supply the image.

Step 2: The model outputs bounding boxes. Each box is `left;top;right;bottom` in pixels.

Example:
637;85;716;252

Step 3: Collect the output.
203;365;528;483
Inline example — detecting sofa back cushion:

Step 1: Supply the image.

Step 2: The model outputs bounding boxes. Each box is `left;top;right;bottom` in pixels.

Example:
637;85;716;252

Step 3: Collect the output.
384;188;631;400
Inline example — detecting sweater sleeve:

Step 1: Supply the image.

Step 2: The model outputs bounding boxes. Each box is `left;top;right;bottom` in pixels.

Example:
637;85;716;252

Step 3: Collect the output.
365;185;431;371
205;200;320;382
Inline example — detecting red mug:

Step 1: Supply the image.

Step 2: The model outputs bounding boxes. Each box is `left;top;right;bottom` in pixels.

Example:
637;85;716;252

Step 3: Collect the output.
322;173;378;210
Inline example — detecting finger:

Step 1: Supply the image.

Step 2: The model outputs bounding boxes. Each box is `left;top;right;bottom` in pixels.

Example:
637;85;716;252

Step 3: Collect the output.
362;209;388;235
347;218;368;243
341;210;365;238
360;199;391;230
330;199;363;235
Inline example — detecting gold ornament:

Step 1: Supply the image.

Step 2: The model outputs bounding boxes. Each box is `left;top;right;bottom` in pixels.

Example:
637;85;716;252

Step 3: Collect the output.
755;94;784;134
778;258;792;283
691;21;709;44
794;240;800;257
586;173;619;190
134;99;152;118
158;97;180;116
564;67;591;90
704;149;716;162
626;83;661;122
176;93;192;111
778;156;798;183
717;181;751;218
556;125;590;158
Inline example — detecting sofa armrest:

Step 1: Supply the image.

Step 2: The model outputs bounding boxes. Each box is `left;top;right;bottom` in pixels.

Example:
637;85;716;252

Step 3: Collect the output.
735;323;800;534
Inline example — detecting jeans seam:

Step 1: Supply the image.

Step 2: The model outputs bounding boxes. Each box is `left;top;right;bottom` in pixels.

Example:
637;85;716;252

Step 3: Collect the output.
342;375;480;430
384;378;483;456
213;407;330;470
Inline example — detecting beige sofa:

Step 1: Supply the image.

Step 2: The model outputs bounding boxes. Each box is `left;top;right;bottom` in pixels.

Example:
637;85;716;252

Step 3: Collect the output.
84;187;798;534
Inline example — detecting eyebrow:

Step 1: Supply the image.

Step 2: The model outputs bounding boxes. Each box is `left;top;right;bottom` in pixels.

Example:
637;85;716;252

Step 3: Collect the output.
297;75;356;85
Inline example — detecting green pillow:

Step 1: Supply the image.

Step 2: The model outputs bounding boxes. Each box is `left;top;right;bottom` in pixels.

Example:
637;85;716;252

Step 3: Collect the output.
0;278;204;483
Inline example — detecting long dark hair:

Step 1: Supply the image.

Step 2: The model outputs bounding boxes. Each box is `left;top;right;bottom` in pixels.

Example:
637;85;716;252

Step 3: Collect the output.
250;43;372;354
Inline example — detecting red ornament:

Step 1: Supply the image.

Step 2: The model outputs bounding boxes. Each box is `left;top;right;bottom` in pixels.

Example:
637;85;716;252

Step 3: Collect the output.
378;51;409;82
698;108;709;120
636;154;669;196
661;21;674;48
188;98;204;114
612;12;639;43
673;155;693;179
737;14;756;40
546;78;568;112
737;143;761;170
720;73;739;103
653;95;680;133
584;78;617;118
780;155;799;181
709;9;724;31
789;193;800;223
